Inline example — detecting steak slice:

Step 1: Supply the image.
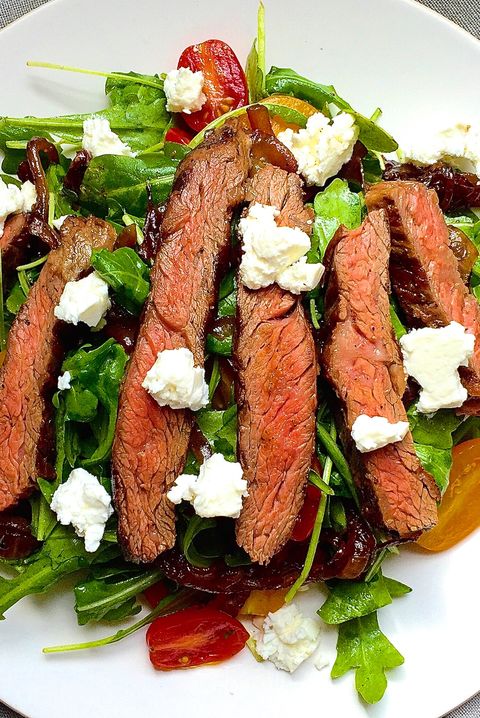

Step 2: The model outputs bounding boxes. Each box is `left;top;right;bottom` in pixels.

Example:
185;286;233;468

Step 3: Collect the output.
112;121;251;564
322;210;438;538
0;214;30;277
0;217;116;511
235;165;317;564
366;181;480;402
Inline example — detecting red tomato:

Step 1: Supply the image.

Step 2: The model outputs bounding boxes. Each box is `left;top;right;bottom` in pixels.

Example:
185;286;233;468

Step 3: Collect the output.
178;40;249;132
143;581;169;609
290;484;322;542
146;606;249;670
165;127;192;145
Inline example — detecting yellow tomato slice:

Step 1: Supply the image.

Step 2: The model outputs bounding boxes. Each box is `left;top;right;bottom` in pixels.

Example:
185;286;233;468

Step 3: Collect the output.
263;94;318;118
417;439;480;552
239;589;288;616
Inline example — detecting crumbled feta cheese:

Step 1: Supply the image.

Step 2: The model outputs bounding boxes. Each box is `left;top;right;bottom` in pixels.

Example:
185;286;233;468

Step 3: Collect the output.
54;271;111;328
276;256;325;295
351;415;409;453
278;112;358;187
142;347;209;411
57;371;72;391
52;215;70;230
163;67;206;114
239;203;324;292
82;117;135;158
402;122;480;175
51;468;113;552
0;177;36;237
167;453;248;518
400;321;475;413
254;603;321;673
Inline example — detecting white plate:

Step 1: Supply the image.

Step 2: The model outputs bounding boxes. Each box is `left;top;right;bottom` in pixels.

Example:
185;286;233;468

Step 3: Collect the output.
1;1;480;717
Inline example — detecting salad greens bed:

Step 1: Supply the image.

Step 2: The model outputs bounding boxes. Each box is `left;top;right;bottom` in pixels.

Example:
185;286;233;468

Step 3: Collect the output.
1;3;480;705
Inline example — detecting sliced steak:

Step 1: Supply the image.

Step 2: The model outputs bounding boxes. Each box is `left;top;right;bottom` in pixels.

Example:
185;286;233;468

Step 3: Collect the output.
366;181;480;401
113;121;251;564
0;217;116;511
322;210;438;538
235;165;317;564
0;214;30;278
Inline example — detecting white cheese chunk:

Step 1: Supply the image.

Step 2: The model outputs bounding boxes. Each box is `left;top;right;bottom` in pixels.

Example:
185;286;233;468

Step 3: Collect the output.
402;122;480;175
51;468;113;552
167;453;248;518
0;177;36;237
142;347;209;411
54;271;111;328
254;603;321;673
164;67;206;114
57;371;72;391
351;415;409;453
278;112;358;187
52;214;71;230
239;203;323;292
400;321;475;413
82;117;135;158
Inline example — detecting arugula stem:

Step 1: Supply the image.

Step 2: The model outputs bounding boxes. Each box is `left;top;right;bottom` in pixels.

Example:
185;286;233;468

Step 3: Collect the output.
316;421;359;507
27;61;164;90
5;140;29;149
364;547;388;582
43;588;196;653
76;569;163;616
257;2;266;95
48;192;55;227
285;424;335;602
17;270;30;297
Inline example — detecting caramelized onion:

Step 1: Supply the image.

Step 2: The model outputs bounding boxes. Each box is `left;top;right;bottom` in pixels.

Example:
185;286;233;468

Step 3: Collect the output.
250;130;298;174
0;512;40;560
103;303;139;355
339;140;367;187
138;185;165;264
26;138;59;222
63;149;92;195
247;104;274;135
448;225;478;283
116;223;138;250
28;216;60;250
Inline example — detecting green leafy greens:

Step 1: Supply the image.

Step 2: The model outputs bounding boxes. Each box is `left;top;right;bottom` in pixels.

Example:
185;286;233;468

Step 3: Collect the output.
310;179;364;262
409;406;463;493
91;247;150;314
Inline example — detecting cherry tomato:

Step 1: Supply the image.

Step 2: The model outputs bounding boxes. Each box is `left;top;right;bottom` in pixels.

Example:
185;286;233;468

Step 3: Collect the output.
417;439;480;552
178;39;248;132
146;606;249;670
290;484;322;542
143;580;169;609
239;589;288;616
165;127;192;145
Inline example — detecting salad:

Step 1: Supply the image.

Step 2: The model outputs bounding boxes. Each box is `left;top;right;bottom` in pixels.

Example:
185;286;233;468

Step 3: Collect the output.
1;3;480;706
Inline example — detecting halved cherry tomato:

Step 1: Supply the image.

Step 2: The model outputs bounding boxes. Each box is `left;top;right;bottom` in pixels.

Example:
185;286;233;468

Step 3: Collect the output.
143;580;169;609
290;484;322;542
417;439;480;552
165;127;192;145
146;606;249;670
178;40;248;132
239;589;288;616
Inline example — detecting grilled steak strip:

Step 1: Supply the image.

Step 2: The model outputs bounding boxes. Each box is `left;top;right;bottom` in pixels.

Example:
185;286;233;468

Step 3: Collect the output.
322;210;438;538
366;181;480;402
235;165;317;564
0;217;116;511
112;121;251;564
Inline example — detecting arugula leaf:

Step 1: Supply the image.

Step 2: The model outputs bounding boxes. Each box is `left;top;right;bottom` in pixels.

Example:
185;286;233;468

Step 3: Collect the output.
310;179;363;261
55;340;128;479
264;67;398;152
318;572;411;625
206;331;233;356
178;514;225;568
390;302;407;340
408;406;462;493
245;2;266;102
195;405;237;461
74;565;162;625
331;612;404;704
80;153;179;219
91;247;150;314
0;524;120;618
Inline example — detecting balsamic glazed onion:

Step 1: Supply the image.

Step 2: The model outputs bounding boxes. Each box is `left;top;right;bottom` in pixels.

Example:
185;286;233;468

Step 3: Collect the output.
247;104;298;173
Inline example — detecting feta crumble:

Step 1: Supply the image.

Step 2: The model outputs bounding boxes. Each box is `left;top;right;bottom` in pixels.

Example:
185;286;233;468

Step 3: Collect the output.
163;67;206;114
351;415;409;453
167;453;248;519
402;122;480;175
52;215;71;230
51;468;113;552
57;371;72;391
82;117;135;158
239;203;324;293
0;177;36;237
254;603;321;673
400;321;475;413
142;347;209;411
278;112;358;187
54;271;111;328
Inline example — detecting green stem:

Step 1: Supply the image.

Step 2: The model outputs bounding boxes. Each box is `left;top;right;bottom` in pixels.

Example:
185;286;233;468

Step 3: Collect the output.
257;2;266;94
76;569;162;617
316;421;359;506
0;249;5;352
43;588;196;653
27;61;164;90
285;424;336;602
16;255;48;272
18;270;30;297
5;140;28;149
